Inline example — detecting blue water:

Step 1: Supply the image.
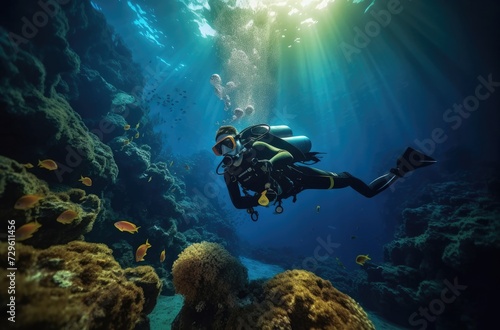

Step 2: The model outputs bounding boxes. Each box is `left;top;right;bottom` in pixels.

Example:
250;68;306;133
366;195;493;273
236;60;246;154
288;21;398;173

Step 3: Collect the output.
89;0;499;258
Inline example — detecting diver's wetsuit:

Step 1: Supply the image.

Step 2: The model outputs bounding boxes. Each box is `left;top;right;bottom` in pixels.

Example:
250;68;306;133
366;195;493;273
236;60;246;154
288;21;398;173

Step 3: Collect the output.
224;141;399;209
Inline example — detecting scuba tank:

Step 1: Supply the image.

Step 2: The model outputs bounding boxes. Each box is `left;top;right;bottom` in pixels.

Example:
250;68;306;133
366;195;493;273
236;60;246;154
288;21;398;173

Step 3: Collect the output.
269;125;312;155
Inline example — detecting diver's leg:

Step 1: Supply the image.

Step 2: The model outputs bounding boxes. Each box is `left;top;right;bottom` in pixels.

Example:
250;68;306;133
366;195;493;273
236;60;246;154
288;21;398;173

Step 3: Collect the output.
290;166;337;190
339;172;398;197
293;166;398;197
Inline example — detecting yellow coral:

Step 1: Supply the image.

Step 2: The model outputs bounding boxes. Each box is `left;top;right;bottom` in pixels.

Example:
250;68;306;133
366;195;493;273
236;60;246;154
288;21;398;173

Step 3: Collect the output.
172;241;247;306
0;241;160;330
252;270;375;330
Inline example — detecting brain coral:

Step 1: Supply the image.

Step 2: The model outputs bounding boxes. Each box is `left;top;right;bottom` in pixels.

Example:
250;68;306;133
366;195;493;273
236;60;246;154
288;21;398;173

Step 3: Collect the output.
172;241;247;306
241;269;375;330
0;241;161;330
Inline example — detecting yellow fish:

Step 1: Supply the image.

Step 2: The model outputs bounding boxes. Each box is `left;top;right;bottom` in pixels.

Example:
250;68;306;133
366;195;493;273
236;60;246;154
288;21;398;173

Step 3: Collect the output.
355;254;371;266
135;132;140;139
135;122;140;129
16;220;42;241
114;221;140;234
57;210;79;224
23;163;34;169
160;249;166;262
135;239;152;262
124;124;131;130
38;159;58;170
79;175;92;187
14;194;43;210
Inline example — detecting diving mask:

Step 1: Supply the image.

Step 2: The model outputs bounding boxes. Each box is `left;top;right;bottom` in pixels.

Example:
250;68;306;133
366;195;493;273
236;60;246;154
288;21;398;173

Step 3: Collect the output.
212;135;238;156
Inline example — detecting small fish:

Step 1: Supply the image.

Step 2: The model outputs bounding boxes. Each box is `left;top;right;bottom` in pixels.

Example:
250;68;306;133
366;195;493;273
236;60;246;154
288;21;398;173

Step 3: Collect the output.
124;124;131;130
160;249;166;262
79;175;92;187
135;122;140;129
14;194;43;210
135;132;140;139
136;239;152;262
147;176;152;182
38;159;58;170
114;221;140;233
184;164;190;171
16;220;42;241
316;205;320;213
57;210;79;224
351;235;357;240
169;161;174;167
23;163;34;169
355;254;371;266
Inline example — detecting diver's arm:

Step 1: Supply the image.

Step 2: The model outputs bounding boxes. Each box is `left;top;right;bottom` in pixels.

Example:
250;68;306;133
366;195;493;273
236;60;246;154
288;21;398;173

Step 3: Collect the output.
252;141;294;169
224;172;260;209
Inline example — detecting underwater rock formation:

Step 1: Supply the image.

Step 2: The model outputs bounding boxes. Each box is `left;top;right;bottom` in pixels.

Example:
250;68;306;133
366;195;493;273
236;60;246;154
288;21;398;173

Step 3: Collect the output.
171;241;248;329
0;156;101;248
171;243;374;329
358;174;500;329
0;64;119;186
0;241;161;330
231;269;375;330
172;242;248;304
124;266;162;316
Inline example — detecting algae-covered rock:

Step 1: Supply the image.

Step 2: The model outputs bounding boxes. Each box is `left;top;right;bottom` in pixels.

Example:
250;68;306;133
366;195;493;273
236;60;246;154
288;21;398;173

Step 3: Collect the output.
0;156;101;248
171;242;248;329
124;266;162;315
235;270;375;330
0;28;118;187
0;241;161;330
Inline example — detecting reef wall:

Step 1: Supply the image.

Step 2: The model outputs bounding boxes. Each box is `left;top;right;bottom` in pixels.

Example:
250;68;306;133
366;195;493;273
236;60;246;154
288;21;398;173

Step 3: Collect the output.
0;0;241;327
356;169;500;329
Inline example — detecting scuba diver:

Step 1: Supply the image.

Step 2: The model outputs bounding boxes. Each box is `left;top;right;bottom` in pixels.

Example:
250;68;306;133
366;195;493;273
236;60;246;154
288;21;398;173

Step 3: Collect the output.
213;124;436;221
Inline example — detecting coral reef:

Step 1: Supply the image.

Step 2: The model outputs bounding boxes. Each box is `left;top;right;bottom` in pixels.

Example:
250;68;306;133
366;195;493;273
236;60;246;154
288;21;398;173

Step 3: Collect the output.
171;244;374;330
0;16;119;186
0;156;101;248
0;241;161;330
172;241;247;305
231;270;375;330
357;173;500;329
124;266;162;315
171;242;248;329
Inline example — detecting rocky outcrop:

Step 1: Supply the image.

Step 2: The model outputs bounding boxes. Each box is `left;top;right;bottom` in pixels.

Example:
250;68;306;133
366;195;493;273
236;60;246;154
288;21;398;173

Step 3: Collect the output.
0;241;161;330
357;174;500;329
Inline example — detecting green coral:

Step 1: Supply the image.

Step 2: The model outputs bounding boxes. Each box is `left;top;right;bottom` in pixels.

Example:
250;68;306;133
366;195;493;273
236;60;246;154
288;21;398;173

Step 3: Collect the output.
52;270;74;288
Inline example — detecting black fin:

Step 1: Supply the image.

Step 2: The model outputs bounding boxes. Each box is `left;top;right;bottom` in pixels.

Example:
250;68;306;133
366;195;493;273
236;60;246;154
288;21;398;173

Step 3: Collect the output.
394;147;436;177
